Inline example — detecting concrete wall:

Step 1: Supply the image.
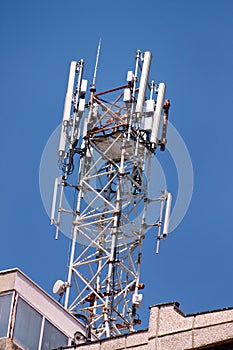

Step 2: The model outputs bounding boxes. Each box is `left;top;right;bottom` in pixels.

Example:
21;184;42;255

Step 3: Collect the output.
72;302;233;350
0;339;23;350
0;269;90;340
1;269;233;349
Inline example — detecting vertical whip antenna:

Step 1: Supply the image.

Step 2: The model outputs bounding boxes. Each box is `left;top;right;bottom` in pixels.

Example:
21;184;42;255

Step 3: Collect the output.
92;38;102;88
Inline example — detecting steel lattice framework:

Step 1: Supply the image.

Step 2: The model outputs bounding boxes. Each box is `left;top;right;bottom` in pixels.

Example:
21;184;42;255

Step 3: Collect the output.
51;49;172;338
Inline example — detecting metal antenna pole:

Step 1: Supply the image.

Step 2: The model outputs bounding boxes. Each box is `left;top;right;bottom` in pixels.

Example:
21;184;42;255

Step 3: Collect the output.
92;38;102;88
64;186;83;309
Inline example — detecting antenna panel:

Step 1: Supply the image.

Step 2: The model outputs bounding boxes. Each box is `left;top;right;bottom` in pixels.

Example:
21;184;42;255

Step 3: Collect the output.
150;82;166;145
136;51;152;114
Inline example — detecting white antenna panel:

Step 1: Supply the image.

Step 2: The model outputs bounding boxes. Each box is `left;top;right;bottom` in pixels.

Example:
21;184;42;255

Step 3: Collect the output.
62;61;77;123
145;99;155;113
163;192;172;236
123;88;131;102
78;98;85;113
58;61;77;156
136;51;152;114
127;70;134;82
132;294;143;308
150;82;166;145
81;79;88;94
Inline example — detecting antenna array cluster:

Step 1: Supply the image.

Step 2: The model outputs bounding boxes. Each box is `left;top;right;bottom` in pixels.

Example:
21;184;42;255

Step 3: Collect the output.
51;48;172;338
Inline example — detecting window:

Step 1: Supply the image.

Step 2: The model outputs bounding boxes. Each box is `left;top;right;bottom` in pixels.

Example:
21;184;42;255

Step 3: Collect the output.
41;319;68;350
13;297;42;350
0;293;12;338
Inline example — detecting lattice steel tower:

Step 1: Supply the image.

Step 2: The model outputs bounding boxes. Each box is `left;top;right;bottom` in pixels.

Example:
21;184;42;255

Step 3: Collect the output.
51;47;172;338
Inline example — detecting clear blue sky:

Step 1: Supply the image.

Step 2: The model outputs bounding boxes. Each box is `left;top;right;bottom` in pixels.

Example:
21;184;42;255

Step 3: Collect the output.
1;0;233;329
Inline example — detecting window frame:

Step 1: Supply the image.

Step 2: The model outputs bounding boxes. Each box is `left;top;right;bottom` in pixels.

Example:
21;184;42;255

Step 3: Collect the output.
13;296;43;350
0;291;14;339
11;294;69;350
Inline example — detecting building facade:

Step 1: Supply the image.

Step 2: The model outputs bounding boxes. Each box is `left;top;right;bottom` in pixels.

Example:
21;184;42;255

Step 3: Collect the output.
0;269;96;350
62;302;233;350
0;269;233;350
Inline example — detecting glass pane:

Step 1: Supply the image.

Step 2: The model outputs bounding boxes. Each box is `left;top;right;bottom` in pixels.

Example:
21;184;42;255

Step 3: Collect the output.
41;319;68;350
0;293;12;338
13;297;42;350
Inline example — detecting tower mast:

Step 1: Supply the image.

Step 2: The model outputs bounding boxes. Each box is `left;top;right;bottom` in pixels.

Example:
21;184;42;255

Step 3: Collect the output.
51;49;172;338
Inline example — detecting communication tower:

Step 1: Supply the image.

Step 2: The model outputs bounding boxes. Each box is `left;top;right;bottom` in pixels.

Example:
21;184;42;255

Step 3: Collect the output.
51;46;172;338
